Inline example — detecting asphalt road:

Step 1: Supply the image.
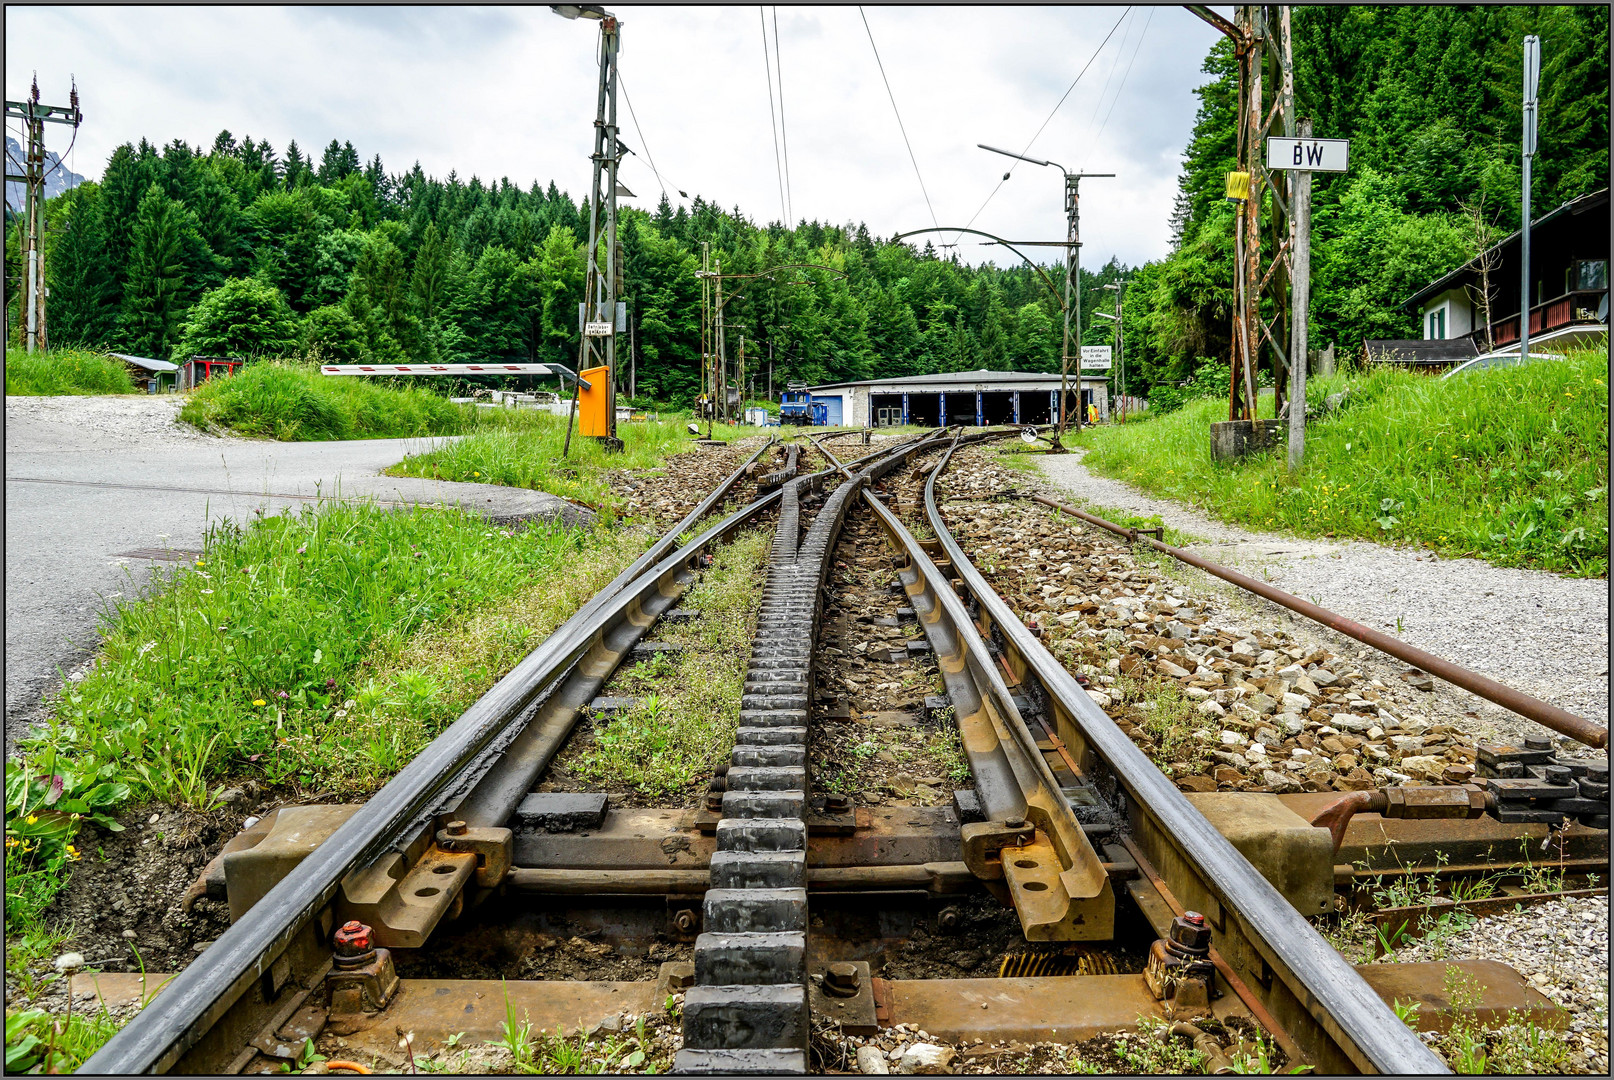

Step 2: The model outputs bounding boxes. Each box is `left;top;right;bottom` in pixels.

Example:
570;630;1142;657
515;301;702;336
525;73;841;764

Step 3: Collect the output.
5;396;581;745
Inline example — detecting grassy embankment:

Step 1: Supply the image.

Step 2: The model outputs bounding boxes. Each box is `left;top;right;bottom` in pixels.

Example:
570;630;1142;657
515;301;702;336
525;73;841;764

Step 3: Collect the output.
5;349;138;395
1071;349;1609;576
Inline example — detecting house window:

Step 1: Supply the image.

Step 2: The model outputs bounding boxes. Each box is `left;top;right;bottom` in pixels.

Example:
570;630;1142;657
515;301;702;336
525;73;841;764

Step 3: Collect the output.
1427;308;1446;340
1575;259;1608;291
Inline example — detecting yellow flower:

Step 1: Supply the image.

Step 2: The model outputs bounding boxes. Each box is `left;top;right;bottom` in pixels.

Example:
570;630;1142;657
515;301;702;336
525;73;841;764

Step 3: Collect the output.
195;559;205;566
473;471;481;477
253;699;267;707
65;844;80;861
25;816;37;825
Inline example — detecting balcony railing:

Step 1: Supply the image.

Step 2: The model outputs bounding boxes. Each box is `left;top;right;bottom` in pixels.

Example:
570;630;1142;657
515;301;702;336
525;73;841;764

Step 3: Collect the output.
1485;289;1607;346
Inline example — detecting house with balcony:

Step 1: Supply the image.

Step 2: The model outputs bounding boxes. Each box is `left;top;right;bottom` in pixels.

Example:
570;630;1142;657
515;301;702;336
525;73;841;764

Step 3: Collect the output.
1385;186;1608;370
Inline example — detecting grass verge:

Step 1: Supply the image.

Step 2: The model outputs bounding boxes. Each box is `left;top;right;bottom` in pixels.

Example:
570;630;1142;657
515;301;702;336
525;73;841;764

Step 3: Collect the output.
388;411;710;518
1072;349;1609;576
5;349;138;396
177;360;473;439
5;501;621;935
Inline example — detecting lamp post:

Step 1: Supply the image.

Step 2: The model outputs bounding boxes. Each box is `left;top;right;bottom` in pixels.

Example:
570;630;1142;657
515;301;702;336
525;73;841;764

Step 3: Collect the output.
552;3;623;448
978;144;1111;438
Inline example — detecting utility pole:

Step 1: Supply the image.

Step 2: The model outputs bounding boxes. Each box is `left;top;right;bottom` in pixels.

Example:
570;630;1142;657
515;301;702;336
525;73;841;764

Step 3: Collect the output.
5;76;82;354
1520;34;1540;365
700;241;711;427
737;335;745;419
1059;172;1113;436
714;259;726;434
556;4;623;449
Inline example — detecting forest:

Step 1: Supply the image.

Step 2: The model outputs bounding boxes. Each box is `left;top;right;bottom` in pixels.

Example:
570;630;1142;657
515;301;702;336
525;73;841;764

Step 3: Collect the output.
6;4;1607;406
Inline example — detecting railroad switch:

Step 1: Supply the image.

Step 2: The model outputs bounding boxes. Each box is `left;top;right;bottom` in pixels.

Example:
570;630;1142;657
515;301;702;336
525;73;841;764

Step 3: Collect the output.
326;920;399;1020
1144;912;1216;1018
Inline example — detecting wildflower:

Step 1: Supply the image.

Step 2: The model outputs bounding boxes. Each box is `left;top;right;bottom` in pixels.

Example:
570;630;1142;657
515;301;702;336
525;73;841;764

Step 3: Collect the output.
26;816;37;825
65;844;80;861
278;690;289;699
254;699;267;707
297;546;307;555
195;559;206;566
473;471;481;477
5;836;18;848
201;589;214;595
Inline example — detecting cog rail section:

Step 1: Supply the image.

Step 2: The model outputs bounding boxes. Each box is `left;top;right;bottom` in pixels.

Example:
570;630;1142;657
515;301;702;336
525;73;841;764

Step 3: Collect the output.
917;436;1448;1074
82;434;948;1075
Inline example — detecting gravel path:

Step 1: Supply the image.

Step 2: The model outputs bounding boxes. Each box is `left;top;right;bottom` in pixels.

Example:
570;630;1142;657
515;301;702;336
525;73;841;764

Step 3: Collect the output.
1036;451;1610;746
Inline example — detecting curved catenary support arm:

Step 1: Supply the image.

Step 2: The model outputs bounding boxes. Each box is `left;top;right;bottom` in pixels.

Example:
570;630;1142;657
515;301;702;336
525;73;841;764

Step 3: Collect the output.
892;227;1064;311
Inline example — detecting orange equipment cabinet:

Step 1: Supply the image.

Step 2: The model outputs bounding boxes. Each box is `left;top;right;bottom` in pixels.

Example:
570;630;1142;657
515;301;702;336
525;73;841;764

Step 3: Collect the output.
577;365;611;438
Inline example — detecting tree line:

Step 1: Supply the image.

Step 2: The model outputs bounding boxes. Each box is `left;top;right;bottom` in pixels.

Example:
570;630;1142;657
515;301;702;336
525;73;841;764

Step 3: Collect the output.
7;4;1606;405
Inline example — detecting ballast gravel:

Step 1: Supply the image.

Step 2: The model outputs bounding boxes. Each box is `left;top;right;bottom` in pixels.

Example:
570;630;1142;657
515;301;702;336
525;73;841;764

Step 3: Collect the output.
1036;449;1610;745
1383;894;1609;1073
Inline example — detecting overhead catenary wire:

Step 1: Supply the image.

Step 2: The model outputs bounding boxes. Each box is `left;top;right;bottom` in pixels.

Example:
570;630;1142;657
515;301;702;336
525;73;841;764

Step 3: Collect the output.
772;7;794;224
858;6;940;233
1091;6;1156;153
617;73;685;201
759;7;789;225
953;6;1131;247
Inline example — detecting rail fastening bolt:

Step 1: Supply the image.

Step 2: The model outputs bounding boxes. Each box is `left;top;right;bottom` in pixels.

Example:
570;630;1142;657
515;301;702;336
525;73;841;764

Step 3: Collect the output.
1524;736;1552;752
1544;765;1573;786
673;909;699;934
445;820;468;837
824;962;861;997
937;906;962;932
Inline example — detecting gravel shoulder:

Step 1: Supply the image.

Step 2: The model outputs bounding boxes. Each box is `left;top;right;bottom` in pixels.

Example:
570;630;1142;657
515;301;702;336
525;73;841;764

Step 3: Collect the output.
1036;449;1610;743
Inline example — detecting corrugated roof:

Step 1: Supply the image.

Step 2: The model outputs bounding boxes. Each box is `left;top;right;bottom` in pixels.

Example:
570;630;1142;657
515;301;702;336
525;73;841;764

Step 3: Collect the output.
107;353;180;373
807;369;1106;392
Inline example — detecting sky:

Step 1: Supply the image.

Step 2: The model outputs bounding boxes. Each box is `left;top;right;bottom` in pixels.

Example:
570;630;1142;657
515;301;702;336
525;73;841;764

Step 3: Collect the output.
5;4;1222;271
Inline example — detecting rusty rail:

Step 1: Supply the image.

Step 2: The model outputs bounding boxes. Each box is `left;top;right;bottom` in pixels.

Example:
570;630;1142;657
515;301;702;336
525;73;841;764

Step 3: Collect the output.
1030;494;1608;749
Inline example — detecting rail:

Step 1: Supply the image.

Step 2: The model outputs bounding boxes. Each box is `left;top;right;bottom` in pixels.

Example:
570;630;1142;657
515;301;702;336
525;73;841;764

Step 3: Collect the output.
925;441;1448;1074
83;432;947;1074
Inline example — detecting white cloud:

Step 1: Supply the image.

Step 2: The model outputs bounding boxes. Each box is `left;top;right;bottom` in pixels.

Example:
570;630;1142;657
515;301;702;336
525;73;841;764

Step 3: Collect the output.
4;4;1220;270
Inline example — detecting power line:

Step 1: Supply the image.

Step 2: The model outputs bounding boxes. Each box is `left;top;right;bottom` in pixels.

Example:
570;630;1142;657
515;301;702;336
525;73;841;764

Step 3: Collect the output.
760;7;788;225
858;5;940;233
1083;7;1137;136
954;7;1131;245
618;73;685;201
1091;6;1156;152
772;7;794;224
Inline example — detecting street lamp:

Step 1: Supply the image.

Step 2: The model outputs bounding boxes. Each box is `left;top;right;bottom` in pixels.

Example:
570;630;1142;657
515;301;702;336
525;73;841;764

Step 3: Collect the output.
552;3;624;453
978;144;1112;437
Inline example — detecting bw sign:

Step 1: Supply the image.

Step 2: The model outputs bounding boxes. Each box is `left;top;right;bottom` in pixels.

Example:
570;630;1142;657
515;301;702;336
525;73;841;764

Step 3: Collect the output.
1266;137;1349;172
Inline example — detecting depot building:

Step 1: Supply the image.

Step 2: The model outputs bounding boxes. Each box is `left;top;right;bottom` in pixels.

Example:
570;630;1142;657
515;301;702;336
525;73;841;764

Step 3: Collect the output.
801;369;1111;427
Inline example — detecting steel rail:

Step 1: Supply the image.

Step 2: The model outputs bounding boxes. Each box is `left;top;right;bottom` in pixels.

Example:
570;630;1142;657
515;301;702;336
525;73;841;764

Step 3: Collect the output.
86;434;945;1074
926;446;1448;1074
855;431;1115;941
1030;494;1607;750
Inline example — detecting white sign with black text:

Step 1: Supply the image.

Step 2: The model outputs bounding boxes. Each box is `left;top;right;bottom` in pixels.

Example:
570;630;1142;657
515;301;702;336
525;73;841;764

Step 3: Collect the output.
1266;137;1350;173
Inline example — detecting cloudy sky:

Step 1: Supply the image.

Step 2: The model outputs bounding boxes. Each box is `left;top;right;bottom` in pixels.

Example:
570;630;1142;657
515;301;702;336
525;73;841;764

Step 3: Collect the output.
5;4;1221;270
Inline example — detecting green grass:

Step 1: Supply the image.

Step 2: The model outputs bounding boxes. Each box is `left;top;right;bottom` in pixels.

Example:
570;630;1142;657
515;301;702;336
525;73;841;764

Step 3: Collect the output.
1072;349;1609;576
569;528;770;798
5;349;138;396
4;501;614;930
178;360;474;439
388;411;717;518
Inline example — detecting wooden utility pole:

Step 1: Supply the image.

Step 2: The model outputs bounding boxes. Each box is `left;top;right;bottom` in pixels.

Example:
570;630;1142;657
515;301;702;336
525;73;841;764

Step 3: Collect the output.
5;77;82;353
714;259;727;427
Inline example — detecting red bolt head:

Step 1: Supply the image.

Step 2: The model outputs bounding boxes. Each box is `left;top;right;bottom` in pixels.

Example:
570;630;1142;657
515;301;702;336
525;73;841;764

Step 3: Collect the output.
1184;911;1206;927
333;920;372;953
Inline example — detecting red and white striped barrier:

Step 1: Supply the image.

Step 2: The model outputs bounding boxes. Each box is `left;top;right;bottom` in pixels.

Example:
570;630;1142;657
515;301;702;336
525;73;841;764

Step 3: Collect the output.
321;364;564;376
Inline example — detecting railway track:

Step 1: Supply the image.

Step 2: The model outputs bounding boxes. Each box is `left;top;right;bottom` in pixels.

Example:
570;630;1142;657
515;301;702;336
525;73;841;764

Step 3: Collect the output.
77;429;1606;1076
